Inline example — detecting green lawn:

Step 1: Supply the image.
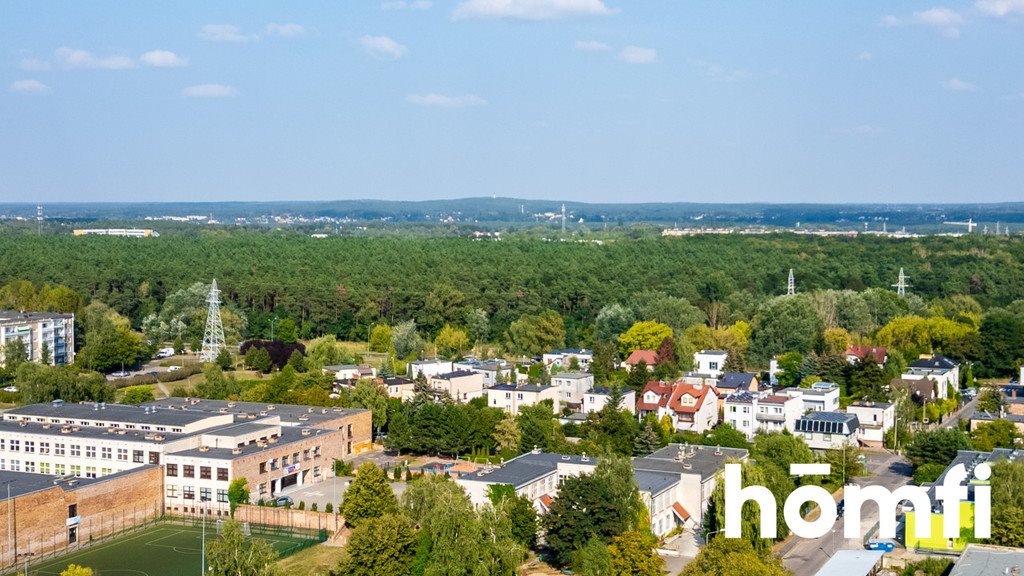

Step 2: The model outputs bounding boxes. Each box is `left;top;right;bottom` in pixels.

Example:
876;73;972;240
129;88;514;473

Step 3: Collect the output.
28;523;315;576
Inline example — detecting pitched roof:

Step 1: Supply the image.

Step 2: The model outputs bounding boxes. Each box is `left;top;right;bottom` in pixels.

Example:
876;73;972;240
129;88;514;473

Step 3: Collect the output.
909;354;958;370
890;378;937;401
625;349;658;366
845;345;888;364
696;349;728;356
794;411;860;435
637;381;673;412
671;502;691;521
717;372;757;390
667;382;715;414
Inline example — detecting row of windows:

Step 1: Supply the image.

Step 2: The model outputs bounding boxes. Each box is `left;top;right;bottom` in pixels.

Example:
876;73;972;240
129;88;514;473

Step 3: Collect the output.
166;464;229;481
166;485;229;503
0;440;149;463
3;415;184;434
256;447;321;474
0;459;115;478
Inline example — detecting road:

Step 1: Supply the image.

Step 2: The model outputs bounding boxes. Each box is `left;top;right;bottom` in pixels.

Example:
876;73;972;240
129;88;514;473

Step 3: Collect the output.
781;450;913;576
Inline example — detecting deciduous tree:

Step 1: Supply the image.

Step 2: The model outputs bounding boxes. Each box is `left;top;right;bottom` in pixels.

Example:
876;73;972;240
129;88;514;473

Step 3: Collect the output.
342;463;399;528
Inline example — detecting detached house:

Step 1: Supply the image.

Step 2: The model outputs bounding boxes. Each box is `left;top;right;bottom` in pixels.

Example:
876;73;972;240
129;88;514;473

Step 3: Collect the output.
637;381;719;433
693;350;728;379
723;392;802;440
429;370;485;402
715;372;760;395
845;345;888;368
583;387;636;415
552;372;595;410
624;349;658;372
794;411;860;451
902;354;959;400
487;384;560;414
778;382;841;413
542;349;593;370
846;400;894;447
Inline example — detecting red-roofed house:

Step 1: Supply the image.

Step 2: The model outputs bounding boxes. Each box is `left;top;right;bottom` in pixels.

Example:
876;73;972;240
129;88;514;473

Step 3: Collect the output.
637;380;719;433
845;345;888;368
624;349;658;372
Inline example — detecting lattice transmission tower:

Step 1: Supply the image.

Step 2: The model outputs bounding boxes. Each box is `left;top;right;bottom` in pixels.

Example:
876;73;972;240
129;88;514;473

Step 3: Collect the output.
786;269;795;296
200;279;226;361
893;268;910;297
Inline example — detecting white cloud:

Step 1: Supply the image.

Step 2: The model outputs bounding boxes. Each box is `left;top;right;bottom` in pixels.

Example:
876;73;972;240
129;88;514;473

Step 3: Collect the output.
19;58;51;71
406;93;487;108
10;79;50;94
976;0;1024;17
883;7;964;38
54;47;135;70
942;78;977;91
858;51;873;61
382;1;433;9
574;40;611;51
692;59;752;82
182;84;239;98
616;46;656;64
266;23;308;37
453;0;614;20
198;24;258;43
140;50;188;68
360;35;408;60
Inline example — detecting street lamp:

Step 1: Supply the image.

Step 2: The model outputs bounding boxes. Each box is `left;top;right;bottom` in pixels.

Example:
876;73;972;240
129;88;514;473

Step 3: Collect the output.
269;317;279;341
200;496;211;575
3;480;13;571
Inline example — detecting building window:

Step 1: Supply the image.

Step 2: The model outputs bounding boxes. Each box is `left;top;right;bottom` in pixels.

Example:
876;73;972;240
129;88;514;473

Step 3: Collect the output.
85;466;97;478
149;452;160;465
101;447;112;460
10;460;19;472
259;462;267;474
55;463;65;475
25;441;35;453
40;442;50;454
258;483;267;495
70;464;81;477
167;485;179;499
25;461;35;473
166;464;178;477
102;468;112;476
313;466;321;477
85;446;95;458
303;449;310;461
0;439;4;450
281;455;289;466
183;465;195;478
200;466;211;480
133;450;144;463
200;487;212;502
40;462;51;474
183;486;195;500
217;468;229;481
313;446;321;458
55;443;66;456
10;440;19;452
117;448;127;461
217;489;229;503
68;504;77;518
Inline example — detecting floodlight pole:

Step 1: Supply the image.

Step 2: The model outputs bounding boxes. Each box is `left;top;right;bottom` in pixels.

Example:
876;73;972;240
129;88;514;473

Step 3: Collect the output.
3;480;13;571
200;496;210;575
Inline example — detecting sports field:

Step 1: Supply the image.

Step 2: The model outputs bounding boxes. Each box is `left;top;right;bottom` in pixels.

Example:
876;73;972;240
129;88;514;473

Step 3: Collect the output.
28;523;317;576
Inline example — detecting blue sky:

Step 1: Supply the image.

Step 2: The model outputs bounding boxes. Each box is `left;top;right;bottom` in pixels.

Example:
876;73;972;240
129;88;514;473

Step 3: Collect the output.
2;1;1023;203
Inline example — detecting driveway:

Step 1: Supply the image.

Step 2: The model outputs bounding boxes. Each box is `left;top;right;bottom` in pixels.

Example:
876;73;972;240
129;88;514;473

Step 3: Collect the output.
276;474;408;510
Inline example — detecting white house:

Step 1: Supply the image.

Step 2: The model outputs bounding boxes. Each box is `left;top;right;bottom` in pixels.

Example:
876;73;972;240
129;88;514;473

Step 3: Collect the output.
582;387;636;415
383;377;416;401
693;350;728;379
723;392;802;440
408;359;454;380
453;359;516;388
552;372;595;408
542;349;593;370
794;411;860;451
636;381;719;433
846;400;894;447
429;370;485;402
778;382;841;413
323;364;376;381
902;354;959;400
486;384;561;414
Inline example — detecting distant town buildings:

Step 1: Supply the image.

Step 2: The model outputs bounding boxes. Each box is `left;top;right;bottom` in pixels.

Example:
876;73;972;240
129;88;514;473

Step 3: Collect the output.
73;229;159;238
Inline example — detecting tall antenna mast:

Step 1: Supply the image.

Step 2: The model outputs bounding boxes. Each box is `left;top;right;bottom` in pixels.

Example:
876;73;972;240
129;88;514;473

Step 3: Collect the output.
200;279;226;361
893;268;910;297
36;205;43;236
787;269;795;296
561;204;567;234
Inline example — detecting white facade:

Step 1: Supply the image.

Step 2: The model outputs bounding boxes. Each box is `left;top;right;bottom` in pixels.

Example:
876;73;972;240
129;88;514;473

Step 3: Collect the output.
582;388;636;415
542;349;593;370
693;350;728;378
847;401;895;446
778;382;841;413
903;355;959;400
487;385;561;414
430;370;486;402
794;412;860;451
723;393;802;440
0;312;75;367
552;373;595;407
408;359;454;380
453;360;516;387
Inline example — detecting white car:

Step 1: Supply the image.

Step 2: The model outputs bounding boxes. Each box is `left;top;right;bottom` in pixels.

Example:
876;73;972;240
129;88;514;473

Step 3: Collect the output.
111;371;130;378
2;386;17;393
167;365;182;372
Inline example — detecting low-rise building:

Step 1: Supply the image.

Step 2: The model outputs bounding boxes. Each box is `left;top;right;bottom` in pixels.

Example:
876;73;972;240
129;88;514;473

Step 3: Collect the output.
552;372;595;409
723;392;802;440
844;345;888;367
453;359;515;387
0;311;75;367
693;350;728;379
542;349;593;370
794;411;860;450
778;382;841;413
582;387;636;415
950;544;1024;576
846;400;894;447
383;376;417;401
636;381;719;433
487;384;560;414
408;359;454;380
323;364;376;381
903;354;959;400
430;370;486;402
624;349;658;372
715;372;760;396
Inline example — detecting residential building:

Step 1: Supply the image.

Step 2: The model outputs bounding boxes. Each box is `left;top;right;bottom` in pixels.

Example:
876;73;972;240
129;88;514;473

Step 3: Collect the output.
486;384;560;414
950;545;1024;576
846;400;894;446
768;356;782;387
890;378;938;404
778;382;841;413
408;359;454;380
552;372;595;409
455;444;747;537
903;354;960;400
812;550;885;576
624;349;658;372
383;376;417;401
844;345;888;368
636;381;719;433
453;359;515;387
429;370;486;402
715;372;760;396
723;392;802;440
0;399;371;518
323;364;376;381
582;387;636;415
693;350;728;378
970;410;1024;434
0;311;75;367
542;349;593;370
794;411;860;450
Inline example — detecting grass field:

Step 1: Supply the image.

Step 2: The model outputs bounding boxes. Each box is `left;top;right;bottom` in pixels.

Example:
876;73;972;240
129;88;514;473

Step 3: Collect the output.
28;523;316;576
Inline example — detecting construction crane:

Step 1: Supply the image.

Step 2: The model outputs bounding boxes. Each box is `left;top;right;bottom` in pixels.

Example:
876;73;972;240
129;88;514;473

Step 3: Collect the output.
943;218;976;233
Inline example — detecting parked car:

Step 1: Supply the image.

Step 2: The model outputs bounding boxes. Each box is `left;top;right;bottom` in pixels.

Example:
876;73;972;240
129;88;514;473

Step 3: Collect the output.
167;365;182;372
866;540;895;552
2;386;17;393
110;371;130;378
274;496;293;507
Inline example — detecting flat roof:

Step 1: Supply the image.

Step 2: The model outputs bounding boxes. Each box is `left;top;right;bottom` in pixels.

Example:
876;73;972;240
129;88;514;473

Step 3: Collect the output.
0;311;74;322
0;466;157;501
812;550;884;576
6;402;216;427
458;452;599;488
0;418;191;444
552;373;592;380
951;544;1024;576
172;427;335;461
143;398;367;426
636;444;749;482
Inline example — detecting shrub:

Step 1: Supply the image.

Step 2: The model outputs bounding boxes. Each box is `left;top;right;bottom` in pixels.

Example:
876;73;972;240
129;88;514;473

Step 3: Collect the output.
297;501;305;511
325;503;333;513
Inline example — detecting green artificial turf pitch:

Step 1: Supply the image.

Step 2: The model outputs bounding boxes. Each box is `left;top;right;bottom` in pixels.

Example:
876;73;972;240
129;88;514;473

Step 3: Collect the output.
27;524;313;576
